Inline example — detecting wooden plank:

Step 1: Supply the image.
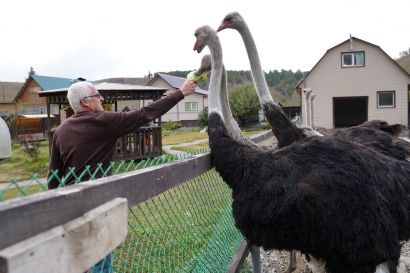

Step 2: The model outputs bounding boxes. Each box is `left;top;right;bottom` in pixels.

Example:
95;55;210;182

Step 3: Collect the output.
0;153;211;250
0;131;271;250
0;198;128;273
225;240;250;273
252;130;273;143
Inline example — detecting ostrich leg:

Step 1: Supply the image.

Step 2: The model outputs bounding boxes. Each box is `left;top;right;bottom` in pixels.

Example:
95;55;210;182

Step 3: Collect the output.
250;246;261;273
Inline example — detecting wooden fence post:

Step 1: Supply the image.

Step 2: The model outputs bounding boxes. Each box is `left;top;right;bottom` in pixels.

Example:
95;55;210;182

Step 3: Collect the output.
0;198;128;273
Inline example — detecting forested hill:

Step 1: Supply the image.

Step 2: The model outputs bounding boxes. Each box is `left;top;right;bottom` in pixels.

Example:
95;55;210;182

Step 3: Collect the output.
165;69;305;103
396;54;410;74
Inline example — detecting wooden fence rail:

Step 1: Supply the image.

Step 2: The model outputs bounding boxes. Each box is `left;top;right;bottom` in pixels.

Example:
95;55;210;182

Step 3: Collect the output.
0;131;272;273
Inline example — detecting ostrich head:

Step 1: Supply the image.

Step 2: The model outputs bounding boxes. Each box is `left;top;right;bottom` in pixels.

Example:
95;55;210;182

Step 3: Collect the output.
217;11;243;31
196;54;212;76
193;25;223;116
193;26;215;53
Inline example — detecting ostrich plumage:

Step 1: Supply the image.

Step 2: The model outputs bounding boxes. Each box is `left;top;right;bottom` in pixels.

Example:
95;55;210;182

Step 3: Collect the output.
193;25;410;273
334;121;410;161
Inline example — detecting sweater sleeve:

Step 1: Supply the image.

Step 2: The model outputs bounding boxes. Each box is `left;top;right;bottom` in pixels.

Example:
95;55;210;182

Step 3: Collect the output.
48;133;64;189
106;90;184;138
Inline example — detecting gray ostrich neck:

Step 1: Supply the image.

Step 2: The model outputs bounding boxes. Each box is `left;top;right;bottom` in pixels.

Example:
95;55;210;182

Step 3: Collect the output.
240;23;275;105
208;33;258;149
208;38;224;116
220;66;259;148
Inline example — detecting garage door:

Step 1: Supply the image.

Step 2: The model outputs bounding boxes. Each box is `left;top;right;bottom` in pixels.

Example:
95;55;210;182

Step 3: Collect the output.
333;97;368;128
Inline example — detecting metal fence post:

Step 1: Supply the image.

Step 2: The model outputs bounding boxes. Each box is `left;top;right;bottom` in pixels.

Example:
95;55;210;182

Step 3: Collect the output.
250;245;261;273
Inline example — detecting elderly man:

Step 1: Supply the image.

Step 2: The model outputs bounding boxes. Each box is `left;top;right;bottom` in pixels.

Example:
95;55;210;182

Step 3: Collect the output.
47;79;197;273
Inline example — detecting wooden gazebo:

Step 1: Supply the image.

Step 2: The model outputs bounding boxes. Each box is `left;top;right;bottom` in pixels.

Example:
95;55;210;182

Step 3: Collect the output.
38;82;168;161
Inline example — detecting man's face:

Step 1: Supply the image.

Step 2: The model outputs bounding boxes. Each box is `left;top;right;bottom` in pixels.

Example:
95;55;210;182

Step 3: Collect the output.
81;86;104;112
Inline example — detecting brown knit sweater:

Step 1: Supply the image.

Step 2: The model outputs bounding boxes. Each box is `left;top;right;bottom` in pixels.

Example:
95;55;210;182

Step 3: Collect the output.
48;90;184;189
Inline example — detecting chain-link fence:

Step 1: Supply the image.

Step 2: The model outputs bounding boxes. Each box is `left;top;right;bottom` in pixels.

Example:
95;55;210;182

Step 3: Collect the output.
0;147;251;272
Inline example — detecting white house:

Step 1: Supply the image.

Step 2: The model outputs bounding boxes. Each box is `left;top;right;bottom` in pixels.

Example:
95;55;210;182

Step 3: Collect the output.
296;37;410;129
147;73;208;126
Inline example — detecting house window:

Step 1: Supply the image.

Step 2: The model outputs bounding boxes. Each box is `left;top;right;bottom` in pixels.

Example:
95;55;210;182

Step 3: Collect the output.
377;91;395;108
185;102;198;111
341;51;365;67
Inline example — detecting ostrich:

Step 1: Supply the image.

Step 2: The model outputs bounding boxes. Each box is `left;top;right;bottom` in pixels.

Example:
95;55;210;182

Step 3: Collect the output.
217;11;410;271
216;11;410;157
216;11;410;271
193;25;410;273
333;122;410;161
195;44;410;273
217;12;321;150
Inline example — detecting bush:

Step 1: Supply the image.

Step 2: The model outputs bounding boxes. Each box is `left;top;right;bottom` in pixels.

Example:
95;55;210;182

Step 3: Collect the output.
198;107;208;127
163;121;182;130
229;83;261;126
21;142;40;158
261;122;272;130
3;114;16;134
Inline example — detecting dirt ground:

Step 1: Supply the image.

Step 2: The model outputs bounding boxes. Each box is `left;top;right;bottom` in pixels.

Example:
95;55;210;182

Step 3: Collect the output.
247;240;410;273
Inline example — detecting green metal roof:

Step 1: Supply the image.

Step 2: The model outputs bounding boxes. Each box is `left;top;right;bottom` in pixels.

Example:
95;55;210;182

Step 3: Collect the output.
32;75;72;90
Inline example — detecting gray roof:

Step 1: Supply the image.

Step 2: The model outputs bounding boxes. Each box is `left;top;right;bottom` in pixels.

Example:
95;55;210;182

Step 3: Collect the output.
0;82;24;103
94;77;151;86
156;73;208;96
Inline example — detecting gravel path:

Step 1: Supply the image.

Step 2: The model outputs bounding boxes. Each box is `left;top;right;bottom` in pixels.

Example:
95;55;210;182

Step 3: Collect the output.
247;240;410;273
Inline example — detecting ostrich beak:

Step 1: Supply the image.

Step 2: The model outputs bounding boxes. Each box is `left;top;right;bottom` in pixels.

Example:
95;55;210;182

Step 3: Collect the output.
193;40;203;53
217;22;228;32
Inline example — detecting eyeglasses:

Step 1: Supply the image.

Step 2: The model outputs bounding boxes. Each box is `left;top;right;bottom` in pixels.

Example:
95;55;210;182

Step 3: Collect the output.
82;93;102;100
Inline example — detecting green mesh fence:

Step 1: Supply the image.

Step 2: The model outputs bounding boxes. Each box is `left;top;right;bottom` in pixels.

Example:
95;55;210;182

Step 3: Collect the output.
0;148;244;273
0;148;209;202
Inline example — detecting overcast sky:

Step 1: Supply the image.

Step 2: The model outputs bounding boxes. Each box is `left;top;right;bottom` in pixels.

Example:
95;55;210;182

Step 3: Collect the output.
1;0;409;82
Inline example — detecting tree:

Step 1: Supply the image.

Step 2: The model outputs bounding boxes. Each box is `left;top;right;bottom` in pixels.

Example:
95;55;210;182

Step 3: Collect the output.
228;83;261;126
399;48;410;57
198;107;208;127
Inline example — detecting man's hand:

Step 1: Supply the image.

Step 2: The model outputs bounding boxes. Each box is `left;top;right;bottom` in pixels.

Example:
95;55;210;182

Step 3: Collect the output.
179;80;197;96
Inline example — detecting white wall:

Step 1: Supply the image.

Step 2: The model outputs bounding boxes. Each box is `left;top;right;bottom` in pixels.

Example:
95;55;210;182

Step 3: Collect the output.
300;40;409;128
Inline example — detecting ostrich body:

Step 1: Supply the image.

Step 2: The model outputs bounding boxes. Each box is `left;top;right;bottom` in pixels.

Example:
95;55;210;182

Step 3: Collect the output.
334;120;410;161
194;25;410;273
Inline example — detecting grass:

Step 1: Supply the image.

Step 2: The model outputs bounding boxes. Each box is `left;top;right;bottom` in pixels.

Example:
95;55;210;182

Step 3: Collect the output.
169;129;268;152
0;141;49;183
112;169;241;272
1;135;246;271
0;128;268;182
171;142;209;152
162;128;208;145
0;184;45;201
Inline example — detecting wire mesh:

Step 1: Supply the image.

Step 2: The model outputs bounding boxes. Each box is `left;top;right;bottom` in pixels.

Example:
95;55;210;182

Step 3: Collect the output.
0;148;244;272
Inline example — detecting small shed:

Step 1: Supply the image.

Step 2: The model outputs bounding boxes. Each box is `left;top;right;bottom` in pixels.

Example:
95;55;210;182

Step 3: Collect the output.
38;82;168;161
0;117;12;160
12;114;56;142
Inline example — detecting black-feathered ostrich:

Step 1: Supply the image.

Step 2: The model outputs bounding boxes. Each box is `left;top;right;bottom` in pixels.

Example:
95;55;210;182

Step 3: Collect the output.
216;11;410;162
211;12;410;271
334;121;410;161
193;25;410;273
216;12;320;149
